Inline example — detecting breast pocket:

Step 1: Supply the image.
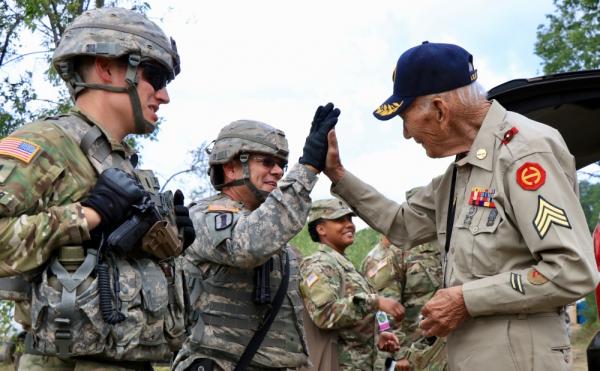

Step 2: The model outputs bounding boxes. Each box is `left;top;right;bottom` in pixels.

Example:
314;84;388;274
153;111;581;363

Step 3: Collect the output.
455;207;503;276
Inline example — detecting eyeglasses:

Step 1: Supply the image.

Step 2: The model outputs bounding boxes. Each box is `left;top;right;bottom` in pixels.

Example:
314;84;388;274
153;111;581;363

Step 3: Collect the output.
139;62;172;91
251;155;288;172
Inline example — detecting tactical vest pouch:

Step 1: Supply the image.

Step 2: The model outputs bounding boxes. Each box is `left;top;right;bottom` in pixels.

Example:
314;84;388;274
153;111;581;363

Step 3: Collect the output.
30;254;184;361
141;221;182;260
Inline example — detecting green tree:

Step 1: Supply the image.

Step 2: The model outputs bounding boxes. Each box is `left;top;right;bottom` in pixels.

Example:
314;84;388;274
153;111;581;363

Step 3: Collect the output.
535;0;600;74
0;0;150;138
579;180;600;232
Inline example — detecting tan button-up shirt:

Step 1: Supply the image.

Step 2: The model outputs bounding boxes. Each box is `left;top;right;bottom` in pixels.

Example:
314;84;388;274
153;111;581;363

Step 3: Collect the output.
332;100;598;317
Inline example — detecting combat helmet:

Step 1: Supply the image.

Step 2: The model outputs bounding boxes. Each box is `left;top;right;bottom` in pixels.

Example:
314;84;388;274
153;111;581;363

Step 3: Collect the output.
52;7;180;134
207;120;288;201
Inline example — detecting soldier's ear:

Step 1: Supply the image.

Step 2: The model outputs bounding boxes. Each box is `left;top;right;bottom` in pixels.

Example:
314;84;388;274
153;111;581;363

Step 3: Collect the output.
95;57;116;83
316;223;327;238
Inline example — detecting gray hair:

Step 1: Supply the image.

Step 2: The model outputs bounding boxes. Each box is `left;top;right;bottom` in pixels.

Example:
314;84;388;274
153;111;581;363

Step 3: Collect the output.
413;81;488;113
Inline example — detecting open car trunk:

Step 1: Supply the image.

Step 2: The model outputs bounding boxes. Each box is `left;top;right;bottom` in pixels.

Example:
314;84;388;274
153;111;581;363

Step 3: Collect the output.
487;69;600;170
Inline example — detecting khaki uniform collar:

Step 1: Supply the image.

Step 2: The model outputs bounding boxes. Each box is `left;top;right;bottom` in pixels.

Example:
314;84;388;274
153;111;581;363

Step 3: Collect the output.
318;243;354;270
70;107;135;156
455;100;507;171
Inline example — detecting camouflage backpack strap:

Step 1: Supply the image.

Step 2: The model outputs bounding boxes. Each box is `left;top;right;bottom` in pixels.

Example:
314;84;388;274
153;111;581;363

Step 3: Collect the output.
50;114;134;174
48;249;97;358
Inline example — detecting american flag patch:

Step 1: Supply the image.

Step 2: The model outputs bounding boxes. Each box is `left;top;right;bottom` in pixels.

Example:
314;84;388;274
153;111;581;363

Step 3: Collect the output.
0;138;41;164
306;272;320;288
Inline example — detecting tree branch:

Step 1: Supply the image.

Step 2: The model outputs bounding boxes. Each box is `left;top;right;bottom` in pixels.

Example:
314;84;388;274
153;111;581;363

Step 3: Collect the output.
0;50;51;66
0;15;23;67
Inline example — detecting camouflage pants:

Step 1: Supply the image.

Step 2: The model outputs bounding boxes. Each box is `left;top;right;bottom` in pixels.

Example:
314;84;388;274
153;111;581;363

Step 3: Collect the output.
18;354;152;371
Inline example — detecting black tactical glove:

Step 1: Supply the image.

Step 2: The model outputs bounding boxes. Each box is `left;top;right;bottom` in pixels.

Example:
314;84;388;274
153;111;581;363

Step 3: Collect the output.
81;168;146;231
299;102;341;171
174;189;196;249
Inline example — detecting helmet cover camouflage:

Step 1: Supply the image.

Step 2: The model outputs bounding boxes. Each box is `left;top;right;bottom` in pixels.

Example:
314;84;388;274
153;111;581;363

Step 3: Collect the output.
308;198;355;225
52;7;180;81
208;120;289;166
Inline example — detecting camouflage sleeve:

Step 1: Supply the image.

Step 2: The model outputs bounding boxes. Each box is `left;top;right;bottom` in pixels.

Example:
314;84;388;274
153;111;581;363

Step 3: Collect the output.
299;256;378;330
0;130;91;275
193;163;318;268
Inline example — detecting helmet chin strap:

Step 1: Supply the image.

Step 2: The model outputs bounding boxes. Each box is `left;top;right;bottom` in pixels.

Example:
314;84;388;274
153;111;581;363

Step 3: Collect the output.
67;54;156;135
219;153;269;204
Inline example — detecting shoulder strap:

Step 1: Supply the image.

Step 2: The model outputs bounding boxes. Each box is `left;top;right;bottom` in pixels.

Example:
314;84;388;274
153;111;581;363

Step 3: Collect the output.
50;116;134;174
234;251;290;371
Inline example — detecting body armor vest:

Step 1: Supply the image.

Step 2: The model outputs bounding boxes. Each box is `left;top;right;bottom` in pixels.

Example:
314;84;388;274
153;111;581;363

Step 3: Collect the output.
26;113;186;361
187;235;309;368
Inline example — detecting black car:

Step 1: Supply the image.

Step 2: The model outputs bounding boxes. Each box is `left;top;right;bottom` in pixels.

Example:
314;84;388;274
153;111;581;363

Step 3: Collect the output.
487;69;600;169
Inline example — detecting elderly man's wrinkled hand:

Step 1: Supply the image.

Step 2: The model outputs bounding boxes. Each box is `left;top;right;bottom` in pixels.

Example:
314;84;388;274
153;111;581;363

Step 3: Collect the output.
419;285;469;337
377;331;400;353
323;129;345;182
299;102;340;172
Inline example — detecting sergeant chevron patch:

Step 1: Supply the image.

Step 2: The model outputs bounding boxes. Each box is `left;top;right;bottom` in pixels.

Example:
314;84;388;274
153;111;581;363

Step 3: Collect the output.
510;272;525;295
533;196;571;239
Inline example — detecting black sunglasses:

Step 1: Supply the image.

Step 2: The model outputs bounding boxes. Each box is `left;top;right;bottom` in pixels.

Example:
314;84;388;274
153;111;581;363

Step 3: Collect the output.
251;155;288;172
139;62;172;91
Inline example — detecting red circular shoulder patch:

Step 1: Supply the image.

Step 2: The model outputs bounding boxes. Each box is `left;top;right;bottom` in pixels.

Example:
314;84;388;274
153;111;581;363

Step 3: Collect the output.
516;162;546;190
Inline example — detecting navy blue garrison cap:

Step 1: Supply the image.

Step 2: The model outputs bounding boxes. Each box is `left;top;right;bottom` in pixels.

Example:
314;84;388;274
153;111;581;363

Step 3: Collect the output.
373;41;478;120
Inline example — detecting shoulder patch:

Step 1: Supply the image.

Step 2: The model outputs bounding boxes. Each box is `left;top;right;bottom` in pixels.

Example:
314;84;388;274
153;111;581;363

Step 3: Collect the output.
214;212;233;230
208;204;239;213
306;272;320;288
527;268;549;285
516;162;546;191
533;195;571;239
0;137;41;164
367;259;388;278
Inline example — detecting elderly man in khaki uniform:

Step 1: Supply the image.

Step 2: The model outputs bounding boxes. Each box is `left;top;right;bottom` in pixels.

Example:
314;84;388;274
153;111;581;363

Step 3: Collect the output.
318;41;599;371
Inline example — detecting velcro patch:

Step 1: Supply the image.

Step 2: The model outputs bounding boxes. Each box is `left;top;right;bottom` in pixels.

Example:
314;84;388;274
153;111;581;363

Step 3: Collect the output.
533;196;571;239
0;137;41;164
527;268;549;285
208;204;239;213
306;272;320;288
516;162;546;191
214;212;233;231
510;272;525;295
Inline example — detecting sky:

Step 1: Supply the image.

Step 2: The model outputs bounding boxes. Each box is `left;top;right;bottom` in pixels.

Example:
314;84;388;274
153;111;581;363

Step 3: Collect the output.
10;1;588;226
135;1;564;209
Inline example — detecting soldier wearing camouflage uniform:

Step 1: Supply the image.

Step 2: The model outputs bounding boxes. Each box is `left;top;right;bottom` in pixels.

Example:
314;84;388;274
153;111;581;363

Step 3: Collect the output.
173;105;341;371
0;7;195;370
299;199;403;371
361;235;447;371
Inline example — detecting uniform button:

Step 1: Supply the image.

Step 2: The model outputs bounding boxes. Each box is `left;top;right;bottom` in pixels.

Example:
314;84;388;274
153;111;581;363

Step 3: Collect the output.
471;226;479;233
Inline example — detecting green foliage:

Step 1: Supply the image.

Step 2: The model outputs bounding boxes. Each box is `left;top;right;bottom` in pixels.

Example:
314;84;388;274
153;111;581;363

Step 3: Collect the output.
579;180;600;232
583;292;598;324
0;301;13;341
291;226;382;269
0;0;152;138
535;0;600;74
